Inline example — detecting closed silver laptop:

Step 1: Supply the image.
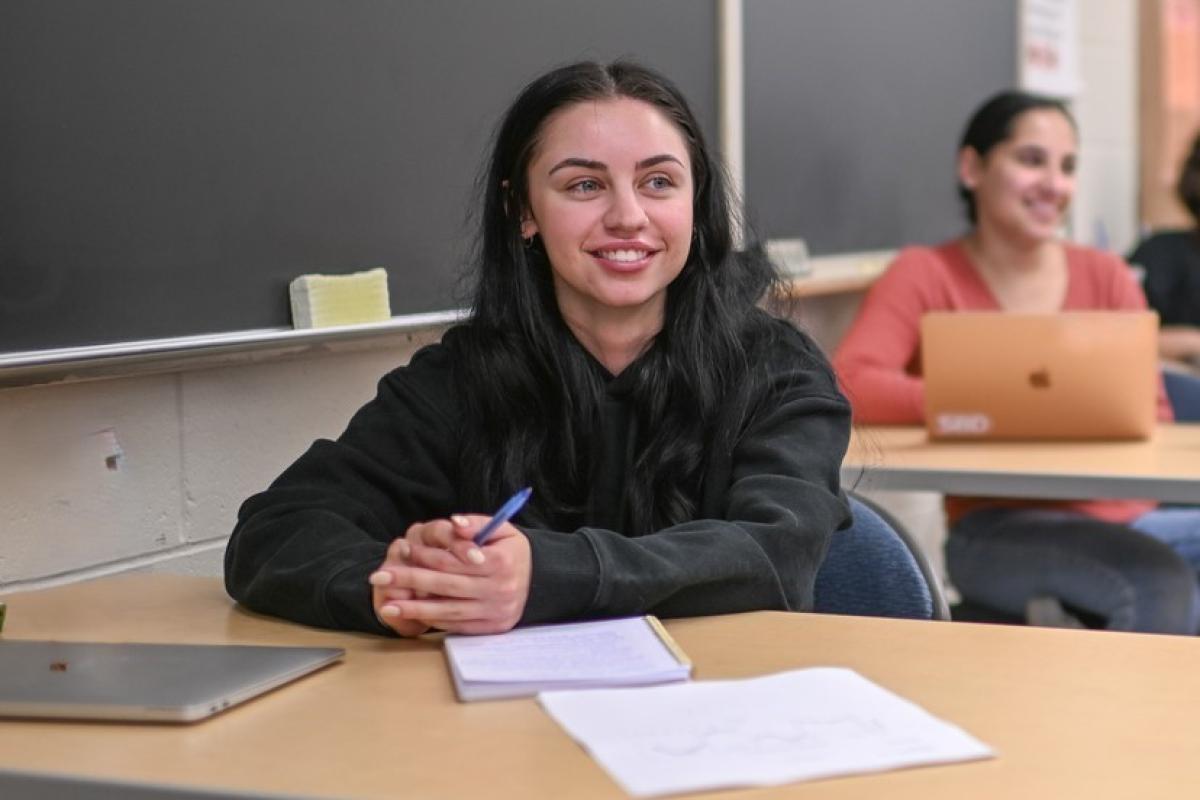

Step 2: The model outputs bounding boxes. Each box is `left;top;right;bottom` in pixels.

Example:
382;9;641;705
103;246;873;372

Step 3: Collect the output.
0;640;343;723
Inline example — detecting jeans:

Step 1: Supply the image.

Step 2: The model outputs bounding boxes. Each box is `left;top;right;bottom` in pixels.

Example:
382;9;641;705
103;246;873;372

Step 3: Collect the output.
946;507;1200;634
1131;508;1200;575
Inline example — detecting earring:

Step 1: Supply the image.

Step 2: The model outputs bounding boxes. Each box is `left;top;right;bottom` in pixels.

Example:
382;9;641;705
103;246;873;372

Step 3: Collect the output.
520;219;536;249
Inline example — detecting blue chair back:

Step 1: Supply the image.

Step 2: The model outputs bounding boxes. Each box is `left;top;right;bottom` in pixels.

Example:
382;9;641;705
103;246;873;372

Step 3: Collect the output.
814;495;946;620
1164;369;1200;422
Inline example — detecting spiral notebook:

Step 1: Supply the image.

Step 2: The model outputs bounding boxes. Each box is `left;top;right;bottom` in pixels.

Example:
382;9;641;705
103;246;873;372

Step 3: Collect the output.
443;616;692;702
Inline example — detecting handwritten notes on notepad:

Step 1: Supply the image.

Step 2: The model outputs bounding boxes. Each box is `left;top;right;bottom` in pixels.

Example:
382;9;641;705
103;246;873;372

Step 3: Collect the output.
538;667;993;797
443;616;691;702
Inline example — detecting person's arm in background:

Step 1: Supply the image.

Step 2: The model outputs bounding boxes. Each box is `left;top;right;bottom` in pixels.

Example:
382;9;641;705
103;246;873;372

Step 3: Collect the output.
1098;248;1176;421
1157;327;1200;365
832;248;938;423
1127;234;1200;365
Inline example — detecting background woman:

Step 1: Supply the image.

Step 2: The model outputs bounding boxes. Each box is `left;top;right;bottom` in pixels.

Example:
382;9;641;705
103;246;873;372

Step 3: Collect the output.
224;60;851;636
834;90;1200;633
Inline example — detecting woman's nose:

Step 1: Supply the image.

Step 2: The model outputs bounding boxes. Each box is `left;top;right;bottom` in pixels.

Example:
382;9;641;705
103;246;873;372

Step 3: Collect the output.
1035;165;1072;198
603;186;649;231
1048;167;1074;197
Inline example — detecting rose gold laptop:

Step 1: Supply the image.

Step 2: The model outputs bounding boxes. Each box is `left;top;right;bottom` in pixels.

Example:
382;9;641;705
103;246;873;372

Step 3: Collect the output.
920;311;1158;440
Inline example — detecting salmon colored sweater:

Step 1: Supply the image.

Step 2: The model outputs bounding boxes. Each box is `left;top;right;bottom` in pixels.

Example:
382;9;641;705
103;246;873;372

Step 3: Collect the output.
832;239;1170;525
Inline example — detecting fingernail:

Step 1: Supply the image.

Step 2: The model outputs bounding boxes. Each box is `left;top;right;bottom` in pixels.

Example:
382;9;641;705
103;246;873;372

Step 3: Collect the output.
467;547;485;565
396;540;411;558
451;514;470;527
378;604;400;618
368;571;393;586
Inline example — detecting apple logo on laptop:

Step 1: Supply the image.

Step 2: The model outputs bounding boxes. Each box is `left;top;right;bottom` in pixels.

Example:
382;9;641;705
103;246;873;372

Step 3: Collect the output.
1028;368;1052;389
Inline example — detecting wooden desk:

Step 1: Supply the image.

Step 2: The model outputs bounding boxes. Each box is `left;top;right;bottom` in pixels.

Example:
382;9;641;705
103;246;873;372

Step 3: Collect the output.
2;575;1198;798
843;423;1200;503
780;251;891;299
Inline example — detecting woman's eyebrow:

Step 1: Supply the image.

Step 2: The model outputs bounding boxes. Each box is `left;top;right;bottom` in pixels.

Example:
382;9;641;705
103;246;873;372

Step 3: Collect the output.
548;157;606;174
636;154;685;170
547;154;685;175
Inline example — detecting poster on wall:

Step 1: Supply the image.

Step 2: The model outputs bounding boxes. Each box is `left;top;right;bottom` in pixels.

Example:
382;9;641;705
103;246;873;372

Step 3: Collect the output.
1019;0;1079;98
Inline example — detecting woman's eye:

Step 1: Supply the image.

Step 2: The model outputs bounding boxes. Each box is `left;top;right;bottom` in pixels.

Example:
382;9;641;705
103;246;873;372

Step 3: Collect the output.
645;175;674;191
568;178;601;194
1015;149;1046;168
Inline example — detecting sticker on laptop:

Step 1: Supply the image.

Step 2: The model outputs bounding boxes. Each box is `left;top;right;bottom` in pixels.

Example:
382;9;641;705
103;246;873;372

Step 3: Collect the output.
935;413;992;436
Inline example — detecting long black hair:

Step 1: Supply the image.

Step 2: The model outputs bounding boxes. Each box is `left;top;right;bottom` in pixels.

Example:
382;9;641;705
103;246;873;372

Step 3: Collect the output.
957;89;1075;224
453;60;783;534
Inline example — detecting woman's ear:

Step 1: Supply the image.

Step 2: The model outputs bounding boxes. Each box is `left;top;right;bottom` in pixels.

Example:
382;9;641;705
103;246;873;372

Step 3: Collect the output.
520;214;538;240
957;146;983;192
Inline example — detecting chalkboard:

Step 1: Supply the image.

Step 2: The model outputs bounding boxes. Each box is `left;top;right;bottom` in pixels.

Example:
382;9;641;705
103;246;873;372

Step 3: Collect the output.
0;0;716;353
744;0;1017;254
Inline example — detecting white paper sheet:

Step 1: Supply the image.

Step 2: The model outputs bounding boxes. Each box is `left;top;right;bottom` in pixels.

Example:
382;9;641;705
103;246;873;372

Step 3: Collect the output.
538;667;994;797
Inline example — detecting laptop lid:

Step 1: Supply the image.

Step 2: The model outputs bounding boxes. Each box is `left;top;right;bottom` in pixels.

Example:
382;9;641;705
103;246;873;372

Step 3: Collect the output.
920;311;1159;441
0;641;343;723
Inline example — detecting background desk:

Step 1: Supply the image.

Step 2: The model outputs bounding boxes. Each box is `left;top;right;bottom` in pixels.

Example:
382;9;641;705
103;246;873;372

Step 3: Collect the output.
843;424;1200;504
2;575;1199;798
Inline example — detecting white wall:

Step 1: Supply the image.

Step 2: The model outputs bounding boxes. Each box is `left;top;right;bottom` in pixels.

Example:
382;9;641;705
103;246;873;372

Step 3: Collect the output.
0;334;440;592
1069;0;1140;254
0;2;1140;593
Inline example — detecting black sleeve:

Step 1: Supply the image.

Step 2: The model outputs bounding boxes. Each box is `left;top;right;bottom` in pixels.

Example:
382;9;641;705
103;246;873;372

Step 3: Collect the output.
1128;234;1182;320
518;331;852;624
223;343;461;634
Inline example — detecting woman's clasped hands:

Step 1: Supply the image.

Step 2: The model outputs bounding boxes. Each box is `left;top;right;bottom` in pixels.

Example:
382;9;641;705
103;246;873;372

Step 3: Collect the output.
369;515;531;637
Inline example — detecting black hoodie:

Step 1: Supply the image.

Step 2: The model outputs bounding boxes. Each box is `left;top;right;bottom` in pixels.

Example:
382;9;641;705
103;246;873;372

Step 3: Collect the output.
224;318;851;634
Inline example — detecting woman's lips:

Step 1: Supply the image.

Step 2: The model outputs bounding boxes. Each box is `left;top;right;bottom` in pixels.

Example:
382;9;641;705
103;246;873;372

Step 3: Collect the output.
590;247;657;271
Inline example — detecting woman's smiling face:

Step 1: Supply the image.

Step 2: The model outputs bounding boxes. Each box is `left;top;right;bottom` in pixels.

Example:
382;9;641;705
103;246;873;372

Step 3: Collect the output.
960;107;1078;246
522;96;694;330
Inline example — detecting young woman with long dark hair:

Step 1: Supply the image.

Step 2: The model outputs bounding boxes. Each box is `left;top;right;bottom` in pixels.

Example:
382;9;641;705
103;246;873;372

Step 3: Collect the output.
224;60;851;636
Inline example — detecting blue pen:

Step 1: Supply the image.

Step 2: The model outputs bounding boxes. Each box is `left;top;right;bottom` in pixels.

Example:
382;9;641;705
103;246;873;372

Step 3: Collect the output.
473;487;533;546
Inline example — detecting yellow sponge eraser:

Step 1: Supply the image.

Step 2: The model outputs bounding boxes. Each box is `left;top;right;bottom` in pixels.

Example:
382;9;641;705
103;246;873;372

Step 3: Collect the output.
289;267;391;329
